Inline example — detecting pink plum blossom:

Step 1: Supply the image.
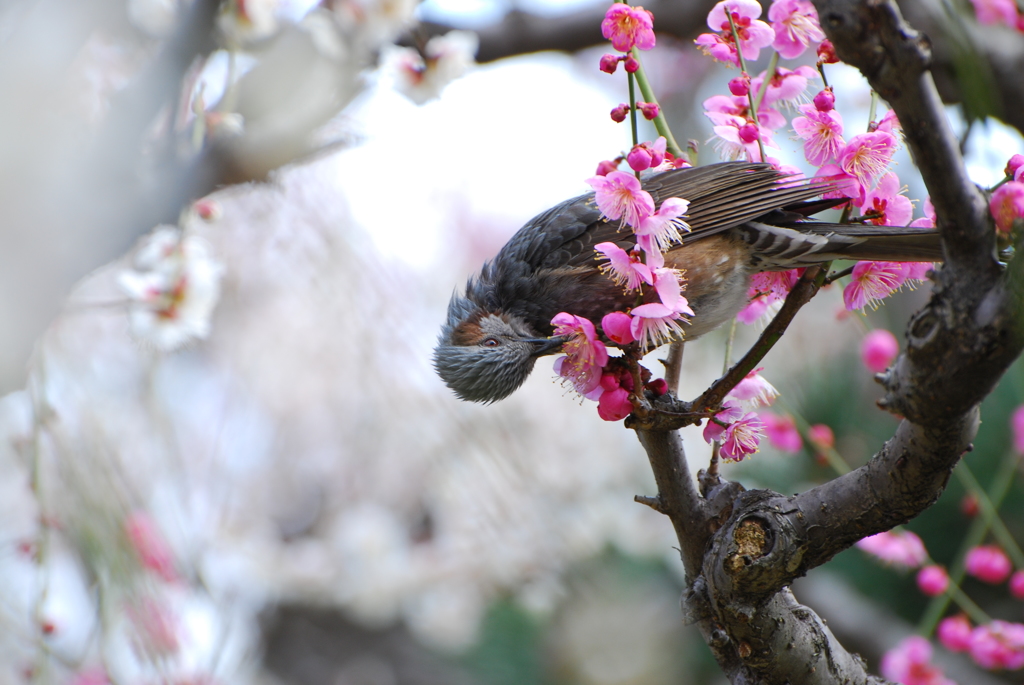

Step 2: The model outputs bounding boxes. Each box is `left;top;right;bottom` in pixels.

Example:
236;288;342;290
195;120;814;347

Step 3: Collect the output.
630;299;693;350
965;545;1012;584
552;313;609;395
769;0;825;58
969;621;1024;670
938;615;973;652
635;197;690;255
720;412;765;461
626;137;667;172
861;329;899;373
694;32;742;66
704;0;775;62
1012;405;1024;453
601;311;635;345
651;266;687;309
881;636;955;685
125;512;178;582
815;162;862;203
856;530;927;569
990;181;1024;233
728;368;779;407
793;105;845;166
587;171;655;229
759;411;802;452
703;400;744;442
601;4;656;52
750;65;819;107
843;261;906;310
862;172;913;226
595;242;653;291
917;565;950;596
1010;570;1024;599
969;0;1019;26
839;131;898;188
702;401;763;461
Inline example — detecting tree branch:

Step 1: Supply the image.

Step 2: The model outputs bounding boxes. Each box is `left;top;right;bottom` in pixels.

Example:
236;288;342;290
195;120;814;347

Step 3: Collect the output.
625;1;1024;682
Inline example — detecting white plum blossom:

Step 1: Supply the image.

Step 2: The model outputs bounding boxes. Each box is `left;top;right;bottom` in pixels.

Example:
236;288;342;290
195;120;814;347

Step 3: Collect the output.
118;227;224;351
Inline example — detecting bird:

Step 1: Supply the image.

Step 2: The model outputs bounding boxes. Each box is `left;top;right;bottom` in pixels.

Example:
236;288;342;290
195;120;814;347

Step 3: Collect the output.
434;162;942;404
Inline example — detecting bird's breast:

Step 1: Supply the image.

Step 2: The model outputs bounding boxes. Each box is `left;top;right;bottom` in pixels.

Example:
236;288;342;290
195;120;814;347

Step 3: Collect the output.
664;233;754;340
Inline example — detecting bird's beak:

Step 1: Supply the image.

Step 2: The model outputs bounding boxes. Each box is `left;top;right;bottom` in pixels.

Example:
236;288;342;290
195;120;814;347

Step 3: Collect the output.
527;336;567;357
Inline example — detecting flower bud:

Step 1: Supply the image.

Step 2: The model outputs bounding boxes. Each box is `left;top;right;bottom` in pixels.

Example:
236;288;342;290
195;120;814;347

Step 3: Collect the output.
728;75;750;96
636;101;659;120
738;123;760;144
623;55;639;73
599;54;620;74
816;39;838;64
1006;154;1024;179
595;159;619;176
813;88;835;112
626;144;653;172
610;103;630;123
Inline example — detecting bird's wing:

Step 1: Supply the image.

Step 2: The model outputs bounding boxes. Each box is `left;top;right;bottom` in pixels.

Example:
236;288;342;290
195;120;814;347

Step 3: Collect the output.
492;163;838;273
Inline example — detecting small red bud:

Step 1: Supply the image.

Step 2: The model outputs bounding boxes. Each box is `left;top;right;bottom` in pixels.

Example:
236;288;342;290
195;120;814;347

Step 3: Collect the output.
595;159;619;176
646;378;668;396
812;88;835;112
738;123;760;144
817;39;838;64
41;620;55;635
623;55;639;73
636;101;659;120
610;103;630;123
727;75;750;97
599;54;619;74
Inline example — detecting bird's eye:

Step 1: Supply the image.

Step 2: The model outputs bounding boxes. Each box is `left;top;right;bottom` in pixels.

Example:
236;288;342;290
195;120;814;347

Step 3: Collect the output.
482;338;500;347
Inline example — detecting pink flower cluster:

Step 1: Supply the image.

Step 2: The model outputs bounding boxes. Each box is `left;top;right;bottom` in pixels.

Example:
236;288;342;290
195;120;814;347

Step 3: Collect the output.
794;93;932;311
550;167;693;421
598;3;658;121
695;0;776;66
699;368;786;461
939;616;1024;671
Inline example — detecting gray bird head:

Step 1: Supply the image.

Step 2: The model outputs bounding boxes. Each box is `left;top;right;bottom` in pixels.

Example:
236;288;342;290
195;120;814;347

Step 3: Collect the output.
434;295;565;403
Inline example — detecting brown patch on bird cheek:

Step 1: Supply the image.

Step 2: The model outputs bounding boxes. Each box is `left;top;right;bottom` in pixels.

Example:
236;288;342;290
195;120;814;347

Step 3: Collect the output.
451;319;485;346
